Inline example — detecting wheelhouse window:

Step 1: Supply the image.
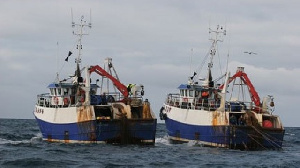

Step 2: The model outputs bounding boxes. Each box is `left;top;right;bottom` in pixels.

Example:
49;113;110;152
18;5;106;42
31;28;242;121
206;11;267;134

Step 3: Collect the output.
63;88;69;95
57;88;61;95
189;90;194;97
180;90;184;96
50;88;54;95
195;91;199;97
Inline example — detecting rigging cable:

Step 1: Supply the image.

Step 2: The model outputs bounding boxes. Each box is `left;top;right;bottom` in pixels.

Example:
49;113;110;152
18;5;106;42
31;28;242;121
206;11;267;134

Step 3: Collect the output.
194;43;213;80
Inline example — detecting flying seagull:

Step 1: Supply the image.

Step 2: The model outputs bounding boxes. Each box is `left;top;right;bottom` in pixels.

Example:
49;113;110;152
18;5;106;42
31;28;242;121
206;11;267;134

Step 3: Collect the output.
244;51;257;55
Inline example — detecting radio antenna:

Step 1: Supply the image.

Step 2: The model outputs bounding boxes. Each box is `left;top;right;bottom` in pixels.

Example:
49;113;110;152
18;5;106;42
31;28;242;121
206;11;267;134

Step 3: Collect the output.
71;10;92;65
71;8;75;27
89;9;92;28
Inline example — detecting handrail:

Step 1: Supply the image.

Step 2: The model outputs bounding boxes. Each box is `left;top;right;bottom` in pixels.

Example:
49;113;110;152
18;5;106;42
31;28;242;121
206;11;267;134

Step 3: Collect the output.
165;93;260;112
36;91;145;108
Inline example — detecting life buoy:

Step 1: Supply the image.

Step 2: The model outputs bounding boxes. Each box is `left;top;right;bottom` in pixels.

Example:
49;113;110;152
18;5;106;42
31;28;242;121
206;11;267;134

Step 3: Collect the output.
183;97;188;102
63;97;69;106
54;97;59;105
79;90;85;103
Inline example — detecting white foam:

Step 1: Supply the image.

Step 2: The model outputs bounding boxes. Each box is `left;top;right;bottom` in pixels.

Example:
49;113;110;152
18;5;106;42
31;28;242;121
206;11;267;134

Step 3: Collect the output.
0;133;42;145
155;135;172;146
30;133;43;144
0;138;29;145
187;140;204;147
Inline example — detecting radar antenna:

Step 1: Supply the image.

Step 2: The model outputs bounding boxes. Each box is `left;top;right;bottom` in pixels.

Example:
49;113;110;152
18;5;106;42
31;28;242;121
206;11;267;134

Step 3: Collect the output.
71;11;92;65
68;10;92;83
202;25;226;87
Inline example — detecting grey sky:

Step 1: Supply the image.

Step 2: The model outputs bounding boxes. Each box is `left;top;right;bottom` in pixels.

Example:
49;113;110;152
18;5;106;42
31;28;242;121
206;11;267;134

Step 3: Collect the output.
1;0;299;126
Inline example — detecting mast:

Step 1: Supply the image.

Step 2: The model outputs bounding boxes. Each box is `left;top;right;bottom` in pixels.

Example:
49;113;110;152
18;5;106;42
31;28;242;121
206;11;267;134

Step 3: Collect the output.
72;16;92;67
70;12;92;106
71;13;92;81
202;25;226;87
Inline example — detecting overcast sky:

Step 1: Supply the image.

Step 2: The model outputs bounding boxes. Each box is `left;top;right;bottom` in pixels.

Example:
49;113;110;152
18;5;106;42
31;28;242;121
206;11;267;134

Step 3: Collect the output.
1;0;299;126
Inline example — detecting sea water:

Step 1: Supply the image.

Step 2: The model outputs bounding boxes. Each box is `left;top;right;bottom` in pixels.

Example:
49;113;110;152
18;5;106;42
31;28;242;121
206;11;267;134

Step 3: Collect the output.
0;119;299;168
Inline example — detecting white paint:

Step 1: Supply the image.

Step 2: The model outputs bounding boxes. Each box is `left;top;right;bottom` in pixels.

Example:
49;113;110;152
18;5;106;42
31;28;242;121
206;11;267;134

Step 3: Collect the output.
34;105;81;124
164;104;229;126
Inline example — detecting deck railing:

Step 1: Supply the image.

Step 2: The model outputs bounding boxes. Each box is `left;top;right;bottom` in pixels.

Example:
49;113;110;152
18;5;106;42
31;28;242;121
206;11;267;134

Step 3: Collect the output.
36;92;145;108
165;93;257;112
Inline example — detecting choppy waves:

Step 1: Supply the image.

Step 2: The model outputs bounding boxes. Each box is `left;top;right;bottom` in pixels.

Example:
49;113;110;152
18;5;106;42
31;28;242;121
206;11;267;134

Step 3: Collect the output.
1;119;300;168
0;133;42;145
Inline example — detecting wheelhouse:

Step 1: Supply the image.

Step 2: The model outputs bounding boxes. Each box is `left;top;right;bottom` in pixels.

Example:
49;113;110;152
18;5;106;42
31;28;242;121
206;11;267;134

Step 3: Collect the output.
37;82;100;107
165;84;221;110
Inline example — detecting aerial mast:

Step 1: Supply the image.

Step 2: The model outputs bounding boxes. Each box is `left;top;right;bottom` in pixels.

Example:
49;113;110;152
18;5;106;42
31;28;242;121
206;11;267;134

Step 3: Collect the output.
202;25;226;87
70;10;92;80
72;13;92;65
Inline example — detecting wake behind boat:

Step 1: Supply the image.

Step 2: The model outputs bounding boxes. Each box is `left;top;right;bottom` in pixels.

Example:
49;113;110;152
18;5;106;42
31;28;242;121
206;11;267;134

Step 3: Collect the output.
33;15;157;144
160;26;284;150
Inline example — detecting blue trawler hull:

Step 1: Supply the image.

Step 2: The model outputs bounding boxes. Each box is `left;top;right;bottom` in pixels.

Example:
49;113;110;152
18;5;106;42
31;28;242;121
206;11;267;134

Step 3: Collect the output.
35;117;157;144
165;117;284;150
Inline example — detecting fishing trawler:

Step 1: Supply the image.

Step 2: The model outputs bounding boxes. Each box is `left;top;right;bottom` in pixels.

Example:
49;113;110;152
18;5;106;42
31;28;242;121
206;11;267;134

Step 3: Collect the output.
33;15;157;144
160;26;284;150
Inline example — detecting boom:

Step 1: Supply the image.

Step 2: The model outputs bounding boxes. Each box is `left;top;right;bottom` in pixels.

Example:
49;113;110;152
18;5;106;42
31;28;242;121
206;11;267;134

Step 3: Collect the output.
219;67;261;107
89;65;129;98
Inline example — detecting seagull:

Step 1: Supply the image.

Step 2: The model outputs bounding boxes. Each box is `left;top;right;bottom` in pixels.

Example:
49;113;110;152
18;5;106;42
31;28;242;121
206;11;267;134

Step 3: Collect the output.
244;51;257;55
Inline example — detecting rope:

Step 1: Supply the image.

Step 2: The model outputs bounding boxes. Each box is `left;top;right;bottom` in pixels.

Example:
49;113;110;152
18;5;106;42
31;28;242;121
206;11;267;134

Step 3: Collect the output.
230;124;283;150
194;43;213;79
230;126;266;150
247;133;267;150
251;125;283;148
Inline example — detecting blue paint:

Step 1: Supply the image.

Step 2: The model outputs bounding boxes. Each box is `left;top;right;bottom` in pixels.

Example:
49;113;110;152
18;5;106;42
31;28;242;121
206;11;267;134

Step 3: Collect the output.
165;117;284;149
35;117;156;143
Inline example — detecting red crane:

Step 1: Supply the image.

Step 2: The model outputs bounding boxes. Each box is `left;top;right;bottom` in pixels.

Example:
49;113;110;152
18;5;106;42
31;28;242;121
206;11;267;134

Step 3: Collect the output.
219;67;261;107
89;65;129;98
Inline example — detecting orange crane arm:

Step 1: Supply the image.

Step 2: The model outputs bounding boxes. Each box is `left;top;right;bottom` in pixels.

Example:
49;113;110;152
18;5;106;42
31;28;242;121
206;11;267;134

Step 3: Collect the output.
219;70;261;107
89;65;129;98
